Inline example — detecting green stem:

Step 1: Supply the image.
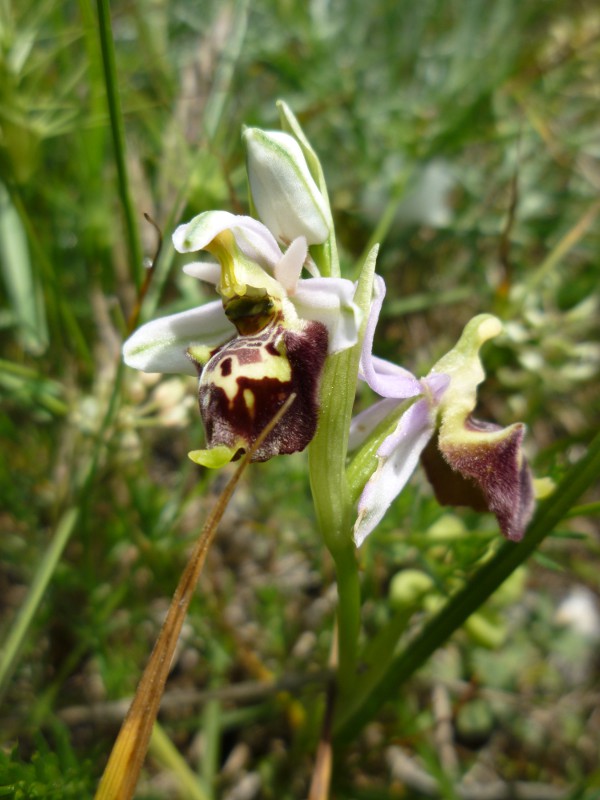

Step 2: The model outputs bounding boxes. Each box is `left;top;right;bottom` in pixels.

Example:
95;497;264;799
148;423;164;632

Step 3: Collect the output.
308;351;354;547
307;246;379;699
150;723;211;800
96;0;143;289
202;0;250;142
343;603;415;710
308;350;361;698
0;360;125;704
0;508;79;700
334;428;600;742
308;246;379;549
333;545;361;698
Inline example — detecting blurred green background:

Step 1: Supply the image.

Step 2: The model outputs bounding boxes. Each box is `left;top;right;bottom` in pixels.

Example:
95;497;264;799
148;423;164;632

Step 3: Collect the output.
1;0;599;797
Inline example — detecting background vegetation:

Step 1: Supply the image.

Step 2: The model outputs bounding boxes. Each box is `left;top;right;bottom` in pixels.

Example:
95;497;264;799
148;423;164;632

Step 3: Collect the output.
1;0;599;797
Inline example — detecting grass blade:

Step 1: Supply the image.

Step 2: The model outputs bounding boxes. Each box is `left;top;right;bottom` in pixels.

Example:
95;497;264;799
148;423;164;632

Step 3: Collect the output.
334;429;600;743
0;508;79;701
0;181;48;354
96;0;143;289
149;722;211;800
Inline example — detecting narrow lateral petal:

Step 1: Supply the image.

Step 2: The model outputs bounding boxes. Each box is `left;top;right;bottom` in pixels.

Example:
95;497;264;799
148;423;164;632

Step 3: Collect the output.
359;275;421;398
122;302;235;375
274;236;307;293
354;398;435;546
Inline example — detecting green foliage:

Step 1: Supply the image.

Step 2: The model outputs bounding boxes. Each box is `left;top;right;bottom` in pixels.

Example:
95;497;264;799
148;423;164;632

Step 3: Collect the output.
0;731;95;799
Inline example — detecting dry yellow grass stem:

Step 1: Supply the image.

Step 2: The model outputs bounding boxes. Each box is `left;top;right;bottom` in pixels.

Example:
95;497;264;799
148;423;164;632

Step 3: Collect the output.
95;394;297;800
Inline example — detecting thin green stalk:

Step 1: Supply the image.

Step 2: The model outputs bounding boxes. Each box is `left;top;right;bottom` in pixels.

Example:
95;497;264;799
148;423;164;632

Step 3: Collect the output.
149;723;211;800
308;350;355;547
334;546;361;698
334;429;600;742
345;602;416;707
308;246;379;702
0;508;79;700
202;0;250;142
352;178;409;282
308;348;361;699
0;360;126;704
96;0;143;289
308;246;379;549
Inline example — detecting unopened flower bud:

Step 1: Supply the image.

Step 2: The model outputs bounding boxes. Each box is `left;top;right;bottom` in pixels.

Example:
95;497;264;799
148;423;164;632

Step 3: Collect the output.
389;569;434;607
243;128;330;245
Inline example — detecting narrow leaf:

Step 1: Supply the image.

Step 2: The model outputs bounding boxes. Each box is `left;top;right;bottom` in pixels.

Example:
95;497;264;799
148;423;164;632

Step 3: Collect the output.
334;429;600;742
0;181;48;353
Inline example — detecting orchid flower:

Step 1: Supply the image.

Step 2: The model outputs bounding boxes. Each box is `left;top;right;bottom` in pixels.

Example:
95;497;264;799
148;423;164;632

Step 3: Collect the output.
123;210;361;467
351;276;535;546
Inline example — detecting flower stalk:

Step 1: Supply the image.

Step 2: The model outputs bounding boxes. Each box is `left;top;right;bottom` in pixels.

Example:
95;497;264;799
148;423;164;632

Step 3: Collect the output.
96;0;143;289
308;245;378;697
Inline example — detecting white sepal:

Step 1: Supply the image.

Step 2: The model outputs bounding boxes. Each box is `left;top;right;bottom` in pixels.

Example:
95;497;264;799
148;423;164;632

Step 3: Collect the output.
122;301;235;375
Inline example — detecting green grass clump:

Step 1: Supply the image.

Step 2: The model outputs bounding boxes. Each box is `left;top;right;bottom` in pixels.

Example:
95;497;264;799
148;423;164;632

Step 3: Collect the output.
0;731;95;799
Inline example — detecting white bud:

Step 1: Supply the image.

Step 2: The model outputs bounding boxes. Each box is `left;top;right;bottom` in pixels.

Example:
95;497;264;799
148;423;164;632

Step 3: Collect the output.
243;128;330;245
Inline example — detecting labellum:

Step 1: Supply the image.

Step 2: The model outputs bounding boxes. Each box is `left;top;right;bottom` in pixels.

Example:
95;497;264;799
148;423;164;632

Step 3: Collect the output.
188;294;329;463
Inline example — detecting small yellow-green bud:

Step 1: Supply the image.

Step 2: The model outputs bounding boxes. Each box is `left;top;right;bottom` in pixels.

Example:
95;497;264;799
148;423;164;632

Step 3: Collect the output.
389;569;434;607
